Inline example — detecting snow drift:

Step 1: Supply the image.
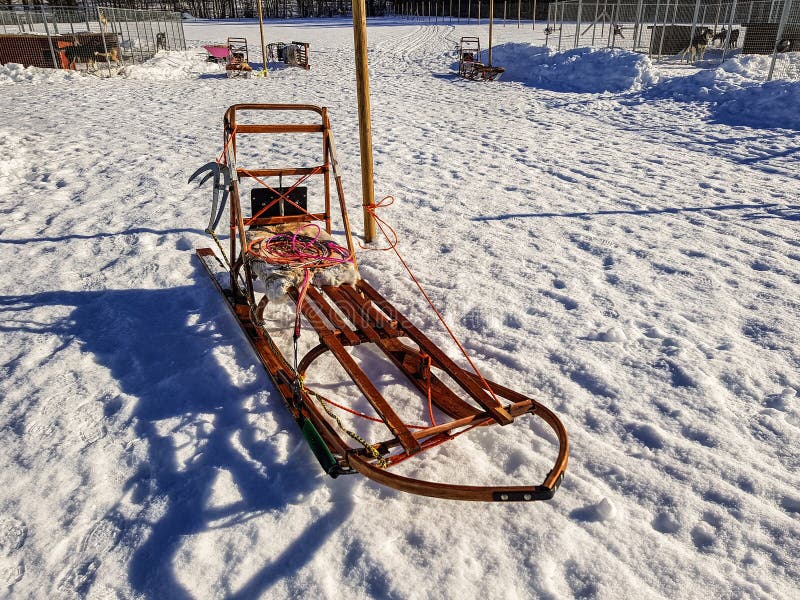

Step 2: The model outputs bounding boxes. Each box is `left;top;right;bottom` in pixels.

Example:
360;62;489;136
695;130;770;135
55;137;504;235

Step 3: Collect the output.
488;44;659;92
646;53;800;129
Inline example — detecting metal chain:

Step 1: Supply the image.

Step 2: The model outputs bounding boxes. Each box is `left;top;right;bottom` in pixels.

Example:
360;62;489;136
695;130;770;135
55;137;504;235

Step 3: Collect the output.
303;381;388;468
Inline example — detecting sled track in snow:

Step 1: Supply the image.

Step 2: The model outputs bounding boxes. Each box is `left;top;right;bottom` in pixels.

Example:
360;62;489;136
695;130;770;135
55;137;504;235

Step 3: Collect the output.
373;25;457;75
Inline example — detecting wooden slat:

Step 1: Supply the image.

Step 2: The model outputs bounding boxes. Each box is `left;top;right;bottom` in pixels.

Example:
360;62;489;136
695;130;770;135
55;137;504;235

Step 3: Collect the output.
235;124;324;134
237;167;327;178
322;285;382;343
357;281;513;425
338;284;402;338
321;286;477;419
304;286;361;346
293;291;421;453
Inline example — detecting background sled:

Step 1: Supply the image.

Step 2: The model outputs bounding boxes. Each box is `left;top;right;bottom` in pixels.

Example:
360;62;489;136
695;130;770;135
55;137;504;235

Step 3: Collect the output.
225;37;253;78
191;104;568;502
267;41;311;69
457;36;505;81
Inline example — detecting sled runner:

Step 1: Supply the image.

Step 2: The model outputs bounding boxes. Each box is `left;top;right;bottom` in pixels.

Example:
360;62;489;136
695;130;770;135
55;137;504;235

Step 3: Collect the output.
189;104;568;502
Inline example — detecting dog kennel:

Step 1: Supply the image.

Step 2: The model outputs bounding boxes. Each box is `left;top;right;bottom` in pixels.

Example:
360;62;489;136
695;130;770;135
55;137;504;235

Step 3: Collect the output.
0;32;119;69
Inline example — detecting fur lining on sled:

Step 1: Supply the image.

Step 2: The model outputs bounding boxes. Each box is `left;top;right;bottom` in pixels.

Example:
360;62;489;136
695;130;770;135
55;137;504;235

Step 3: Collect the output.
247;224;359;303
252;262;359;302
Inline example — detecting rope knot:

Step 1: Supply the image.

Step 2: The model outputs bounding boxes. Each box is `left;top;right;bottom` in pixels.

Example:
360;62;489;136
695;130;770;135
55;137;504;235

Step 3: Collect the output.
360;195;398;251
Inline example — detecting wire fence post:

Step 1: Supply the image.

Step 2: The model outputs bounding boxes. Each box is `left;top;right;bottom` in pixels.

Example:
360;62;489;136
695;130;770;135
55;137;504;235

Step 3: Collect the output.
687;0;702;59
721;0;738;62
633;0;644;52
767;0;794;80
40;6;59;69
609;1;618;47
575;0;583;47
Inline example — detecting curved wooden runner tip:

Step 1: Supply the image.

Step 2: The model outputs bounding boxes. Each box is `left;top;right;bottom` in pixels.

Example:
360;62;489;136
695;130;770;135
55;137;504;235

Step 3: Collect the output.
346;405;569;503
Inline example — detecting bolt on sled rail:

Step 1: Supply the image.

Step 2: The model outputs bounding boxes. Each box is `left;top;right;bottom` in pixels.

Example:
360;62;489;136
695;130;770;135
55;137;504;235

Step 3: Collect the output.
189;104;568;502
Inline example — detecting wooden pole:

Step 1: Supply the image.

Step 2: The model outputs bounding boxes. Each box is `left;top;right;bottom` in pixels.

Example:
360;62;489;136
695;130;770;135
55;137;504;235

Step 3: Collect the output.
352;0;376;242
257;0;268;76
488;0;494;66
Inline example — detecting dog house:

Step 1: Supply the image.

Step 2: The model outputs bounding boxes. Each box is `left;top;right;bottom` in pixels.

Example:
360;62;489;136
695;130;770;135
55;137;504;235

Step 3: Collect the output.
0;34;59;68
741;23;800;54
0;32;119;69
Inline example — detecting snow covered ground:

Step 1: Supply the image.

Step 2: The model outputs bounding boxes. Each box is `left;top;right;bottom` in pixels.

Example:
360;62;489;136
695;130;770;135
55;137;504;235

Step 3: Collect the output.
1;17;799;600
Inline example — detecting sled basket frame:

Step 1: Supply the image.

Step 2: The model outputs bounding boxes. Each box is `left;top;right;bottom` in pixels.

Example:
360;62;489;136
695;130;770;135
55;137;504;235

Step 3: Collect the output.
194;104;568;502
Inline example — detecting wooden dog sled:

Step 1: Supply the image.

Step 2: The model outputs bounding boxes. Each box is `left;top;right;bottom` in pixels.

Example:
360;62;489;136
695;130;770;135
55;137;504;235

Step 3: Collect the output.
267;41;311;69
458;36;505;81
190;104;568;502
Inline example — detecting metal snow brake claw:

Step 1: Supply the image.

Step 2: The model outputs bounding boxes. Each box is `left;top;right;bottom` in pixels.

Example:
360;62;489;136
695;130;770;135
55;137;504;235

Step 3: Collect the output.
188;161;231;234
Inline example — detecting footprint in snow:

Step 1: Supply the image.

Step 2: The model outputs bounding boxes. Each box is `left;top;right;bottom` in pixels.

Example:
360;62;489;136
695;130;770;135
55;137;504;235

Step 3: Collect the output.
0;517;27;556
690;522;717;551
79;512;124;555
763;388;797;411
651;512;681;534
780;495;800;515
570;498;616;522
75;402;107;447
0;517;26;589
0;559;24;589
58;557;100;597
540;289;578;311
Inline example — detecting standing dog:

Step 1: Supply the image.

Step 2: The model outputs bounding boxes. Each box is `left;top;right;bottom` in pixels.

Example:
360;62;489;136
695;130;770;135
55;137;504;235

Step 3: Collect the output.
64;40;119;70
711;29;727;47
156;32;167;51
680;28;713;63
727;29;740;48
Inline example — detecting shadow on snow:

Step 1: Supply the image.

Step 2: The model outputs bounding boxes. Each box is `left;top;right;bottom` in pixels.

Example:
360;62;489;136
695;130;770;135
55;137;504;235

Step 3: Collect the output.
471;202;799;222
0;257;353;598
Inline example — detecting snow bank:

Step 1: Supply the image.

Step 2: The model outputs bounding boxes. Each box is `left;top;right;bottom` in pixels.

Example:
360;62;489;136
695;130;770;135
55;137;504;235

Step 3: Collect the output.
648;53;800;129
0;62;83;85
120;49;225;80
489;44;659;92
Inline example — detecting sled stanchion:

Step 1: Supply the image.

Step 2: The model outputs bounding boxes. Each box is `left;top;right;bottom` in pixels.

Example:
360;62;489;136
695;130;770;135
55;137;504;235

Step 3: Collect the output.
189;104;569;502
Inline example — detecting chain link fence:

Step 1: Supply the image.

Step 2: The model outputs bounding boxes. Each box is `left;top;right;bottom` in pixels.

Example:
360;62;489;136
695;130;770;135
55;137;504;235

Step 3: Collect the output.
0;4;186;75
545;0;800;80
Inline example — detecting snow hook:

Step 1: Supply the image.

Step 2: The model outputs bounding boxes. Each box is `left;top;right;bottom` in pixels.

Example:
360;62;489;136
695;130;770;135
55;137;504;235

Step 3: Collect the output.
188;161;231;234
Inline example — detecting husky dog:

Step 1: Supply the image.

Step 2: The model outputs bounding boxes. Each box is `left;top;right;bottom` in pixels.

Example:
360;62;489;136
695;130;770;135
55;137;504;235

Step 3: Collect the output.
680;28;713;63
727;29;740;48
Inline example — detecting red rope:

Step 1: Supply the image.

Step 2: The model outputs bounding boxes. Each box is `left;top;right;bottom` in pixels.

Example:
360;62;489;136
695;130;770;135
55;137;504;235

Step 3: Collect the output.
362;196;504;409
314;393;428;430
